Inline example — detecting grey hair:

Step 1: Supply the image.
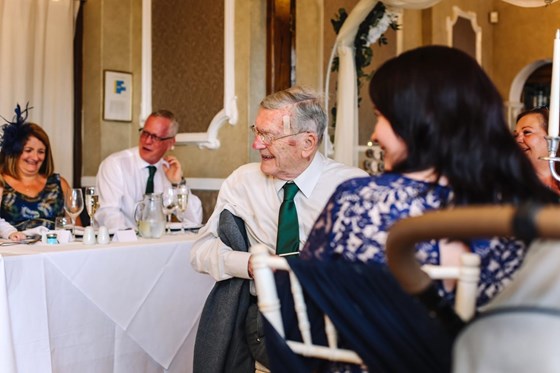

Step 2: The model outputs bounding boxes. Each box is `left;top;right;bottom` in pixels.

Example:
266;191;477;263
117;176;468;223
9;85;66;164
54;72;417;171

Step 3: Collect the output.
148;109;179;136
260;86;326;143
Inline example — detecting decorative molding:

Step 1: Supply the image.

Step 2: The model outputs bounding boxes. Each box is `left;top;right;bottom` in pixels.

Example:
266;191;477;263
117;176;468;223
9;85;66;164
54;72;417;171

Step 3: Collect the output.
81;176;225;191
186;177;225;191
142;0;238;148
446;6;482;64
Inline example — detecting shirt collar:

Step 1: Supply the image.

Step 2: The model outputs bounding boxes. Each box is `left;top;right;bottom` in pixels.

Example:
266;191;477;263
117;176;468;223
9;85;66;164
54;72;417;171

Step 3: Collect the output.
134;146;166;170
273;152;326;199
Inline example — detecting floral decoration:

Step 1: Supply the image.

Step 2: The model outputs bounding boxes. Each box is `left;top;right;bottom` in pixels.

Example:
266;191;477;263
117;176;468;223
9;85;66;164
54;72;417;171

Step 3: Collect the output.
330;2;399;122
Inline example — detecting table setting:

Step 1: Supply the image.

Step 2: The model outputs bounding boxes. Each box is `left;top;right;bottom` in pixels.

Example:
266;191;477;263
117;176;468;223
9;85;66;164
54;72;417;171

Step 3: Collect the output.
0;186;213;373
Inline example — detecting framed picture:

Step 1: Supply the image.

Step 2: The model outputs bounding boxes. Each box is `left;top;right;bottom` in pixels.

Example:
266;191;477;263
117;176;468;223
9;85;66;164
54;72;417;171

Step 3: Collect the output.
103;70;133;122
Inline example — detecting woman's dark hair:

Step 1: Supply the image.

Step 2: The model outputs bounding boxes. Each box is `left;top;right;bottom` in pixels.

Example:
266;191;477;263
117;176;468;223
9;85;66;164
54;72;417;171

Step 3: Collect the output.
369;45;557;205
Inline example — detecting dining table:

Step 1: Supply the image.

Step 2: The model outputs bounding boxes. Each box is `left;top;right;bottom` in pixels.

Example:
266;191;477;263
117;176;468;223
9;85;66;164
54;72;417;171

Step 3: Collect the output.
0;232;215;373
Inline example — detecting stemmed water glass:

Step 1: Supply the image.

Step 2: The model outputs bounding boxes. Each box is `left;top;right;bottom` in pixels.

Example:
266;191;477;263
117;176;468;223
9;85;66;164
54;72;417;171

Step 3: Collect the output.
175;183;189;233
85;186;99;228
64;188;84;239
162;185;178;234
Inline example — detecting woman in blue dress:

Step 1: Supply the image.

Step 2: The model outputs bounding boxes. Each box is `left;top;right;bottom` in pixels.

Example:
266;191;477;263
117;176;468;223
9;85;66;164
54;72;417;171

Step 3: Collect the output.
0;105;75;231
300;46;559;308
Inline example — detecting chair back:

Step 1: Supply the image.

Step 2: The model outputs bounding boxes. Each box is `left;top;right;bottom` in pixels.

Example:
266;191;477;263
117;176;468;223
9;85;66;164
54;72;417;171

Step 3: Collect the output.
251;244;481;367
251;244;363;365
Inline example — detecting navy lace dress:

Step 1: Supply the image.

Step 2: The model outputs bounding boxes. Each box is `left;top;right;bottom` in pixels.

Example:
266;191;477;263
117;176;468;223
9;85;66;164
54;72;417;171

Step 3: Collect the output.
1;173;65;230
300;173;527;307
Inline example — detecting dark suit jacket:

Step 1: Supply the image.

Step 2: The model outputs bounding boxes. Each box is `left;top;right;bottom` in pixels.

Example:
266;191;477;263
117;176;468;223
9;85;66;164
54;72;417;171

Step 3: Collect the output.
193;210;254;373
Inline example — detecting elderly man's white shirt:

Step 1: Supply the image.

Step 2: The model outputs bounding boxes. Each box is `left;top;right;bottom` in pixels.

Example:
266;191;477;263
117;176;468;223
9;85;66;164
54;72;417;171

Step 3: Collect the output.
190;152;368;281
95;147;203;230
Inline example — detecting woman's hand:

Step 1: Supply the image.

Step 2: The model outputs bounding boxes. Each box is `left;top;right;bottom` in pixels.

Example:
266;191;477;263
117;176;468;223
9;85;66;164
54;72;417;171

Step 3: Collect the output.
8;231;27;241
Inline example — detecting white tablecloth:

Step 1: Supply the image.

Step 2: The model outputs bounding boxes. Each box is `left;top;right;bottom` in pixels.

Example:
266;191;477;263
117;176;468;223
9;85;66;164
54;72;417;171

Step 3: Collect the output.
0;234;214;373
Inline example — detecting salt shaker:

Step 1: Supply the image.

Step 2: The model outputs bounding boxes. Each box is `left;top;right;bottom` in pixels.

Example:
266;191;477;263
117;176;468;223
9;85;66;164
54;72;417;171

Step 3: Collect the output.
83;226;96;245
97;226;110;244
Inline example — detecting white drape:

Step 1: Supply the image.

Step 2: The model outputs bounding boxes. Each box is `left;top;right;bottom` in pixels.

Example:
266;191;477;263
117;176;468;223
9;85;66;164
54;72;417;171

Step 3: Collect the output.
331;0;557;166
0;0;79;182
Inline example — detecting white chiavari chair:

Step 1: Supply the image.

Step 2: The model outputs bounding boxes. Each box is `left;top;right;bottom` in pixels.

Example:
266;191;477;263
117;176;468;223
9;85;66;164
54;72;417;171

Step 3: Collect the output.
251;242;481;366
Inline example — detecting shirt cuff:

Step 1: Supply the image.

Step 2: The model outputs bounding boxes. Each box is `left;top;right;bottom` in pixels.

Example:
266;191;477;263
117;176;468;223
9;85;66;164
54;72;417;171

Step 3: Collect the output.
171;177;185;187
224;250;252;279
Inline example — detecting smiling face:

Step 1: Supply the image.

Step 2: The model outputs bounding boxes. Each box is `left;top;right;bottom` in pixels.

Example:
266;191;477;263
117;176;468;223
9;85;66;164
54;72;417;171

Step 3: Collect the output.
251;107;317;180
138;115;176;164
17;136;46;176
370;110;407;171
514;113;549;172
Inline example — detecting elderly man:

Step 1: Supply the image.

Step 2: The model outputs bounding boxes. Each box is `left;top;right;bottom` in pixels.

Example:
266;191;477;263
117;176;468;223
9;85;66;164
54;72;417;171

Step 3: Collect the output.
95;109;202;230
191;86;367;371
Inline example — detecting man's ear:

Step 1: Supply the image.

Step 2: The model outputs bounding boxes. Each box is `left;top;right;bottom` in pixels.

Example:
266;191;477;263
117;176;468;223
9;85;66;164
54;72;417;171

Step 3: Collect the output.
301;132;318;157
168;137;176;151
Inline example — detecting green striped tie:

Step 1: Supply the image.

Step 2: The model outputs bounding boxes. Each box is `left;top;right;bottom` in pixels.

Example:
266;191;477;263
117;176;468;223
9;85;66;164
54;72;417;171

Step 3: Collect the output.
276;182;300;256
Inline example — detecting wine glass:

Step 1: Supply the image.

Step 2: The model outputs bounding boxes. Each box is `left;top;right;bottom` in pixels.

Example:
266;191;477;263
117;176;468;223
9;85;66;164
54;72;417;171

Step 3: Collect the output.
85;186;99;228
162;185;178;234
64;188;84;239
175;183;189;233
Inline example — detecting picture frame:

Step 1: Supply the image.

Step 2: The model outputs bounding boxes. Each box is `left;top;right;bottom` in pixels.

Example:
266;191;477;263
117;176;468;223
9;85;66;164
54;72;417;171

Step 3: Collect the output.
103;70;133;122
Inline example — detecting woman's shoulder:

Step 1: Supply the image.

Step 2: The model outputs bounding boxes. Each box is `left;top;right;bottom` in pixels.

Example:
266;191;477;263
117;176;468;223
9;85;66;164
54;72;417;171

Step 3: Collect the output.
45;173;64;187
336;172;447;193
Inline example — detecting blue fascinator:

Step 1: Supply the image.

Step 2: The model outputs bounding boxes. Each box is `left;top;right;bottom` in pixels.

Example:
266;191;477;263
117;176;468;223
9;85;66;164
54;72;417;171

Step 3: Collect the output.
0;103;34;156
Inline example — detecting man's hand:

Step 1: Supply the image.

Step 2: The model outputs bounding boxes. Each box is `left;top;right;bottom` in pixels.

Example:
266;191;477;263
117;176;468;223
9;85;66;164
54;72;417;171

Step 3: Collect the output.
163;155;183;184
248;254;254;279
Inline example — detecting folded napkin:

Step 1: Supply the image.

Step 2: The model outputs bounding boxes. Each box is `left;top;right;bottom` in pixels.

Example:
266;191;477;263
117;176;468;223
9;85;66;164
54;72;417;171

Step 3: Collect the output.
22;226;49;236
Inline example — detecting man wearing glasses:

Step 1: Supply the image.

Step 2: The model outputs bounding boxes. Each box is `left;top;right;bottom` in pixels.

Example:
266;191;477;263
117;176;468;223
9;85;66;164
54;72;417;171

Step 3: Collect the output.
95;109;202;230
190;86;367;371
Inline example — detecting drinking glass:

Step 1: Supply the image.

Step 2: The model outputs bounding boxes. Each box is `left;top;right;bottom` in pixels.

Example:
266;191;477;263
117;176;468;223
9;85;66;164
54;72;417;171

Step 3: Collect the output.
55;216;71;231
175;183;189;233
162;185;178;234
64;188;84;239
85;186;99;228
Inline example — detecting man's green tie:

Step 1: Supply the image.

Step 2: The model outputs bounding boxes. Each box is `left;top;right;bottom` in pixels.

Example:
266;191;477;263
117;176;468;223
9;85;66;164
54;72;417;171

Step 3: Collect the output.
276;182;300;256
145;165;156;194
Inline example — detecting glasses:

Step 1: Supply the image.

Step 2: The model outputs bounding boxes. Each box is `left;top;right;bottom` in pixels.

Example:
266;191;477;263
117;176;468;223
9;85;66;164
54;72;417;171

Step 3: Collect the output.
250;125;309;146
138;129;174;143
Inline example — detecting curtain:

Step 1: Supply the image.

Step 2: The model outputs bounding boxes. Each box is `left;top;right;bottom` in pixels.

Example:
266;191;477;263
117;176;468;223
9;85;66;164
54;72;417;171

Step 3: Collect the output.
0;0;80;183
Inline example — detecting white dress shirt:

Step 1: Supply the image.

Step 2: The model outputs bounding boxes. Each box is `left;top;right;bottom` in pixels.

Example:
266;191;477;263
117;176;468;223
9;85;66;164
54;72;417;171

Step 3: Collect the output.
190;152;368;281
95;147;203;230
0;218;17;238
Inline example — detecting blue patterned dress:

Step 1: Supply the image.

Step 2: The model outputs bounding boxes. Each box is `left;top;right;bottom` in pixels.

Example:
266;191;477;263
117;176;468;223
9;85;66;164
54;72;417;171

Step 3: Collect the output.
1;174;65;230
300;173;527;306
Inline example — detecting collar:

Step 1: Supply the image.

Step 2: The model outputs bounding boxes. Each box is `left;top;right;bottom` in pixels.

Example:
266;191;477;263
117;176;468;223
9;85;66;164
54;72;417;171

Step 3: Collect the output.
133;146;167;170
274;152;326;199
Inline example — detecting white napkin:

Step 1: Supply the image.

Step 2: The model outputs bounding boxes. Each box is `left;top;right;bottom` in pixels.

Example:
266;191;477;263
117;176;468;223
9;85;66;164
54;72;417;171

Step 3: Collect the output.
22;226;49;236
112;230;137;242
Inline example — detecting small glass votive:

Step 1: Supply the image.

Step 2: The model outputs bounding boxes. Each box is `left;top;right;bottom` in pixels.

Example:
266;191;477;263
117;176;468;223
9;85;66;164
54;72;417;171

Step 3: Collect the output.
46;233;58;244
